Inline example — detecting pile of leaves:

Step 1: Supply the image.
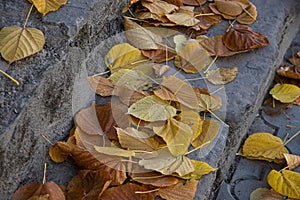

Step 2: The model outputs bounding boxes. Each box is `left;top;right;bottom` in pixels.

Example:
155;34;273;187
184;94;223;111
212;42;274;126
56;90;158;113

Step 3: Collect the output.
239;132;300;199
263;51;300;116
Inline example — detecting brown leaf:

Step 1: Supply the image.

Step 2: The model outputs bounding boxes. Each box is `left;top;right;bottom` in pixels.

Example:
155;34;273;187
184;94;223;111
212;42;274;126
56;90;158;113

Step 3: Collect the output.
152;64;171;76
165;0;183;7
141;0;178;15
12;181;65;200
142;49;176;63
158;180;199;200
192;119;220;148
115;85;148;106
223;25;269;51
277;65;300;80
193;7;222;30
262;97;292;116
206;67;238;85
274;74;300;88
200;35;239;57
165;6;200;27
101;183;156;200
130;171;180;187
289;57;300;67
214;0;246;17
67;170;112;200
88;76;114;97
237;2;257;25
49;143;69;163
180;0;206;6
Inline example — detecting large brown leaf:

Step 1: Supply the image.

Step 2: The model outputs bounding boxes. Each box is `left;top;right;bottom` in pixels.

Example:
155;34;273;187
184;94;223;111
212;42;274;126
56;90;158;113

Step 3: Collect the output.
192;7;222;30
223;25;269;51
165;6;200;27
142;49;176;63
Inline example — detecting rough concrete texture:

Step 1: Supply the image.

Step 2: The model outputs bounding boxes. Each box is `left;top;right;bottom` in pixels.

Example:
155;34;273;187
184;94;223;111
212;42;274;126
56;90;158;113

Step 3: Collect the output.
0;0;300;200
216;29;300;200
0;0;126;199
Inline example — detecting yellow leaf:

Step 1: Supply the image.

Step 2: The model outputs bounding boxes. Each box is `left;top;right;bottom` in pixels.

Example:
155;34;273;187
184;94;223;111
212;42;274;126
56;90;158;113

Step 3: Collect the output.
206;67;238;85
49;143;69;163
241;132;289;164
267;170;300;199
104;43;146;71
284;153;300;170
128;95;177;122
180;160;217;180
138;148;194;176
192;119;219;149
179;110;203;141
270;84;300;103
0;26;45;63
153;118;194;156
29;0;67;16
174;41;210;73
94;146;135;157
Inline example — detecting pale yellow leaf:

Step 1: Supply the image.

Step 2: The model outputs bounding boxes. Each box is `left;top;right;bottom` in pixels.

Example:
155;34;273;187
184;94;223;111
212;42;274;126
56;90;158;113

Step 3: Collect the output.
128;95;177;122
0;26;45;63
197;94;222;112
141;0;178;15
284;153;300;170
241;132;289;164
165;6;199;27
267;170;300;199
29;0;67;16
94;146;135;157
250;188;291;200
180;160;217;180
270;84;300;103
206;67;238;85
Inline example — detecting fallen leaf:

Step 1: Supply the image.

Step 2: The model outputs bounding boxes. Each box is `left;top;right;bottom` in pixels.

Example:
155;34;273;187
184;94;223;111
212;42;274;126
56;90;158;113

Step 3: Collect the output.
142;49;176;63
241;132;289;164
49;143;69;163
165;0;183;7
157;180;199;200
152;64;171;76
101;182;156;200
116;85;148;106
142;0;178;15
180;0;206;6
237;2;257;24
276;65;300;80
174;41;210;73
0;26;45;63
174;34;188;53
223;25;269;51
283;153;300;170
250;187;293;200
124;17;163;50
88;76;114;97
139;148;194;176
165;6;200;27
267;170;300;199
12;181;65;200
94;146;136;157
29;0;67;16
180;160;217;180
214;0;245;17
270;84;300;103
193;8;222;30
262;97;292;116
66;170;112;200
153;118;194;156
128;95;177;122
135;11;169;22
178;110;203;141
130;171;180;187
206;67;238;85
274;73;300;88
289;57;300;67
197;94;222;112
200;35;239;57
192;119;219;149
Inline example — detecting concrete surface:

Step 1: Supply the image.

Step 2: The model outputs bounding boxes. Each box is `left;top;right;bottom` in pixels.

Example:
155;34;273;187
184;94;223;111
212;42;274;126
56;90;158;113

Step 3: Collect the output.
0;0;300;200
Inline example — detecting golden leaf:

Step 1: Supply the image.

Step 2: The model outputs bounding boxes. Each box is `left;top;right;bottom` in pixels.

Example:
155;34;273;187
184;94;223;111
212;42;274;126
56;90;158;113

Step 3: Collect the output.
0;26;45;63
152;64;171;76
158;180;199;200
49;143;69;163
267;170;300;199
241;132;289;164
284;153;300;170
179;110;203;141
153;118;194;156
197;94;222;112
141;0;178;15
29;0;67;16
192;119;219;149
128;95;177;122
206;67;238;85
270;84;300;103
180;160;217;180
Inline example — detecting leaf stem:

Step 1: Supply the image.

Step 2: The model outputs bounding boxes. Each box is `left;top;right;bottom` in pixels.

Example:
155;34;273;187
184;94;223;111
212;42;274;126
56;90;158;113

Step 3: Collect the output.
42;163;47;184
24;4;34;28
242;7;256;20
207;109;228;126
284;131;300;146
0;69;19;85
184;141;211;155
92;70;111;77
204;56;218;74
135;188;160;194
40;134;54;145
194;13;215;17
184;76;206;82
286;125;300;128
226;19;237;32
133;175;165;180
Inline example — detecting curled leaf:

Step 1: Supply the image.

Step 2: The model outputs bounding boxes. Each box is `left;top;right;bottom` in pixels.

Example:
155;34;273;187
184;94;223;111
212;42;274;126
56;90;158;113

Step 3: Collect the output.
270;84;300;103
165;6;200;27
276;65;300;80
283;153;300;170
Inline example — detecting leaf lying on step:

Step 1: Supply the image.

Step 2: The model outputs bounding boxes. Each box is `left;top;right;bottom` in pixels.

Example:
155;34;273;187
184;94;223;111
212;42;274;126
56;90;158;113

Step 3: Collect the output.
29;0;67;16
276;65;300;80
180;0;206;6
180;160;217;180
237;2;257;25
250;187;293;200
241;132;289;164
206;67;238;85
267;170;300;199
130;171;180;187
141;0;178;15
88;76;114;97
270;84;300;103
192;119;219;149
12;181;65;200
0;26;45;63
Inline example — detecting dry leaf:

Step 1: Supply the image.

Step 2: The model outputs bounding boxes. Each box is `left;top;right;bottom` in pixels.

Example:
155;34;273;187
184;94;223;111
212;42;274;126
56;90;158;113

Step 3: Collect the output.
214;0;245;17
124;17;162;50
276;65;300;80
200;35;238;57
101;183;156;200
94;146;136;157
142;0;178;15
88;76;114;97
250;188;293;200
165;6;200;27
135;11;169;22
181;0;206;6
180;160;217;180
12;181;65;200
153;118;194;156
223;25;269;51
283;153;300;170
179;110;203;141
206;67;238;85
142;49;176;63
158;180;199;200
192;119;219;149
267;170;300;199
174;41;210;73
130;171;180;187
197;94;222;112
29;0;67;16
262;97;292;116
237;2;257;24
128;95;177;122
165;0;183;7
66;170;112;200
274;73;300;88
241;132;289;164
116;85;148;106
289;57;300;67
152;64;171;76
139;148;194;176
0;26;45;63
49;143;69;163
270;84;300;103
193;8;222;30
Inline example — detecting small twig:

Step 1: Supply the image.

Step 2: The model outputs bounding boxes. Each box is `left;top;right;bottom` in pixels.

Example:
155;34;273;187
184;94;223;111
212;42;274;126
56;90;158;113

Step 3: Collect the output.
185;141;211;155
128;8;135;17
133;175;165;180
0;69;19;85
207;109;228;126
194;13;215;17
204;56;218;74
226;19;237;32
242;7;256;20
284;131;300;146
286;125;300;129
135;188;160;194
24;4;34;28
92;70;111;77
42;163;47;184
282;110;291;120
210;86;224;95
184;76;206;82
283;132;289;144
40;134;54;145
